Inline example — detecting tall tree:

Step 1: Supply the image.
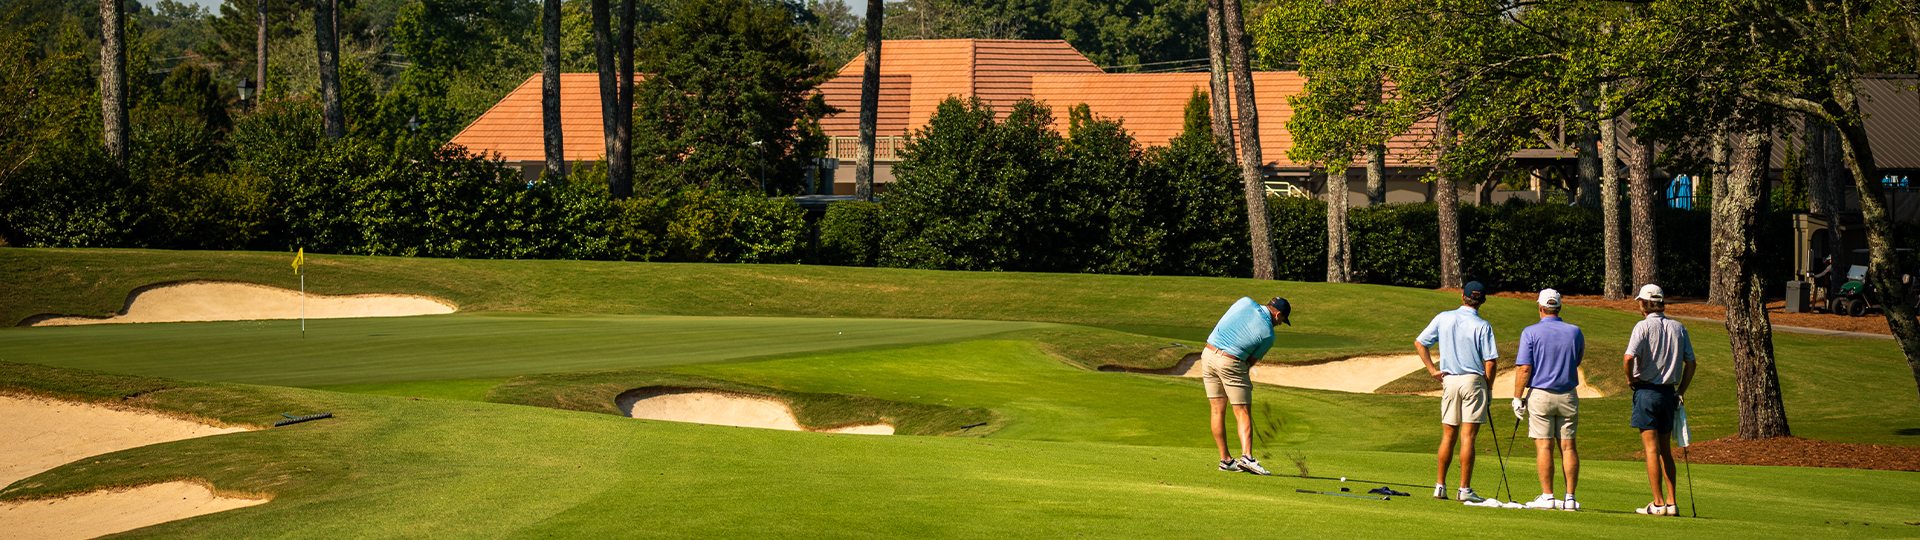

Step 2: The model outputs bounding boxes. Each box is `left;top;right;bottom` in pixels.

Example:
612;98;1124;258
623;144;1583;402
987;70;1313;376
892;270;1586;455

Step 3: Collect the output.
1716;128;1791;438
592;0;629;198
1574;95;1601;208
255;0;268;99
542;0;565;178
1435;106;1462;289
314;0;343;139
1222;0;1273;280
100;0;128;165
855;0;881;201
1805;120;1846;300
1599;105;1626;299
1706;128;1732;306
1206;0;1234;158
1624;117;1658;289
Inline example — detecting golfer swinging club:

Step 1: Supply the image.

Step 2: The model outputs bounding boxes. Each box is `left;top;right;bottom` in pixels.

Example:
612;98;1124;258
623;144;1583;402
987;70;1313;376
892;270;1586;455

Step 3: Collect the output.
1202;296;1291;475
1512;288;1583;511
1417;281;1498;503
1624;284;1695;516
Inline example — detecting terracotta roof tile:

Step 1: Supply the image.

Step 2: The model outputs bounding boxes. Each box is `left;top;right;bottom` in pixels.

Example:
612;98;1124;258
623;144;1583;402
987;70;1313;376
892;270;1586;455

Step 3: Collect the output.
447;73;643;163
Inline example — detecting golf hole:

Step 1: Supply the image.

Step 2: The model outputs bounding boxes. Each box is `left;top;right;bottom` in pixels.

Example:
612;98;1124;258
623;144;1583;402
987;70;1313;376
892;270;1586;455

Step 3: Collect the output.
0;395;267;539
616;387;894;435
21;280;456;326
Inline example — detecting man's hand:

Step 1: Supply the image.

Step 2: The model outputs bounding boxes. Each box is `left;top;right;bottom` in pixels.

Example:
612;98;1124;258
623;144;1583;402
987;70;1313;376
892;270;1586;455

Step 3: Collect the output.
1511;397;1527;419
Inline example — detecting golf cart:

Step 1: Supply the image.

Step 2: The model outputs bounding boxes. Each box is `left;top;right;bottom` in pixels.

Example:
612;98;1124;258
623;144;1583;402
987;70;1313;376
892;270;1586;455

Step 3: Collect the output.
1830;248;1920;317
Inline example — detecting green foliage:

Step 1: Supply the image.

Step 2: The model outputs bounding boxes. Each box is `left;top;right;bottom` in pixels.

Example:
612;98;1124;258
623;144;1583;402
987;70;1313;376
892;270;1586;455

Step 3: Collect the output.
0;141;141;247
883;96;1247;277
1775;139;1809;212
818;200;884;266
606;189;810;263
1267;196;1327;281
631;0;833;194
155;61;234;132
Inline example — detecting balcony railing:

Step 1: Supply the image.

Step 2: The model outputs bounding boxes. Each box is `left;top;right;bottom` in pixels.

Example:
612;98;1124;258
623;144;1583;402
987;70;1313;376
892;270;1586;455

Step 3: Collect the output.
829;136;909;162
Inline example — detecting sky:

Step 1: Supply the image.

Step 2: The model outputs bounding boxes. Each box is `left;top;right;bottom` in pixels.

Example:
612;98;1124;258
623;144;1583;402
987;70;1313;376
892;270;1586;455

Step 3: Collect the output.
172;0;867;16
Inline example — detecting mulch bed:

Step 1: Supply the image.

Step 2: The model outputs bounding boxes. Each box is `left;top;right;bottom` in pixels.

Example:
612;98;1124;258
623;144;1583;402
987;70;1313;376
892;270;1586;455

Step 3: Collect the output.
1657;436;1920;472
1483;291;1903;336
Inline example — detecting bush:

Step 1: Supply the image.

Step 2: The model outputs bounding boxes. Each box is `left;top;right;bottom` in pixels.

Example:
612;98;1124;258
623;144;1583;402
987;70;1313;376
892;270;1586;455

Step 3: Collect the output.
819;201;883;266
0;142;142;248
605;189;807;263
1267;196;1327;282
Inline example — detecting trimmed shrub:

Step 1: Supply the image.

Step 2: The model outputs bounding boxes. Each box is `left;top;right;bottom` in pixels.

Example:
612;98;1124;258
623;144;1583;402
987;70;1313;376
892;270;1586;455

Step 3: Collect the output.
819;201;884;266
605;189;808;263
1267;195;1328;282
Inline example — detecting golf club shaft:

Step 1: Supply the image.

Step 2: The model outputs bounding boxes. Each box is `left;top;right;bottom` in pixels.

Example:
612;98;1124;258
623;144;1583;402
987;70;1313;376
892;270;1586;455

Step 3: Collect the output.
1295;489;1386;500
1683;445;1695;517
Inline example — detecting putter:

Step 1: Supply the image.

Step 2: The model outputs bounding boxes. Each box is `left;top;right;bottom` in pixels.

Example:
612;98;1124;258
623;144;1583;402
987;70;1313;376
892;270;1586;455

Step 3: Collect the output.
1683;445;1696;517
1296;489;1388;501
1487;408;1512;502
1508;388;1528;502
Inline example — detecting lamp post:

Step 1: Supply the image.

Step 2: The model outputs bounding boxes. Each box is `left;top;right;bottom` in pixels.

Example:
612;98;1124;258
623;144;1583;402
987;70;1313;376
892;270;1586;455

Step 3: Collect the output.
237;78;256;111
749;140;766;194
408;115;421;133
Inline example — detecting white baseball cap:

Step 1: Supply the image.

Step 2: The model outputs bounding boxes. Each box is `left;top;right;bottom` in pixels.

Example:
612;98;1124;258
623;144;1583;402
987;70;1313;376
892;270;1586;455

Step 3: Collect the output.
1537;288;1562;308
1635;284;1665;302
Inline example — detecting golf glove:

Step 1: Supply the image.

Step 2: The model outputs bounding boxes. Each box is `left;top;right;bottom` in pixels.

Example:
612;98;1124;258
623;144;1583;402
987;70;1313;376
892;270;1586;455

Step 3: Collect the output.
1511;397;1527;419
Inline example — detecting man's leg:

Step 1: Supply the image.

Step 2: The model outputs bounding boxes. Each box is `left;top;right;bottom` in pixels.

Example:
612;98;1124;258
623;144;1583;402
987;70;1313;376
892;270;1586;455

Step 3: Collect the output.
1639;429;1669;506
1560;437;1579;496
1436;423;1458;487
1232;404;1255;458
1535;437;1555;495
1654;430;1677;506
1210;397;1231;462
1458;422;1481;488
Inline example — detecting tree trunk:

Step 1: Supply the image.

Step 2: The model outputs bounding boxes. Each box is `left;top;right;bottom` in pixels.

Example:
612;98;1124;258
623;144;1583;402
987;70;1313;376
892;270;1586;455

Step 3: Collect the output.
100;0;127;165
1826;83;1920;406
614;0;635;196
1223;0;1273;280
1707;129;1731;306
255;0;267;99
855;0;882;202
314;0;344;139
1820;121;1847;297
1475;176;1497;205
1575;98;1601;208
1206;0;1235;159
542;0;565;178
1626;127;1658;290
1718;129;1792;439
1600;111;1626;300
1436;107;1462;289
1326;169;1350;282
593;0;625;198
1366;142;1386;206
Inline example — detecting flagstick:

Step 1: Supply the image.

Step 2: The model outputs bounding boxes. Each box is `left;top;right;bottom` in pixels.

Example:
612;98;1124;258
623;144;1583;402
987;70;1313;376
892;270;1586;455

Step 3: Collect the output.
301;273;306;339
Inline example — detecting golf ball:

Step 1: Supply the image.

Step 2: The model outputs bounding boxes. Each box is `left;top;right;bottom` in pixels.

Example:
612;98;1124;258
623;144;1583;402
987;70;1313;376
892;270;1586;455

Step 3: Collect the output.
1340;477;1347;482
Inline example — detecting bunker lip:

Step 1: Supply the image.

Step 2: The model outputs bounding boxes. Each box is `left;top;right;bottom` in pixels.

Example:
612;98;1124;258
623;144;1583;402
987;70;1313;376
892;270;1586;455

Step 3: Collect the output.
1103;353;1432;394
0;395;270;539
616;387;895;435
19;280;456;326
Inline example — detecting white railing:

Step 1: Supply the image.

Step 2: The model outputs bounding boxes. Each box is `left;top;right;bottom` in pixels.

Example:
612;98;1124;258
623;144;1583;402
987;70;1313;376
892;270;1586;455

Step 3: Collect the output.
1265;181;1310;198
829;136;909;162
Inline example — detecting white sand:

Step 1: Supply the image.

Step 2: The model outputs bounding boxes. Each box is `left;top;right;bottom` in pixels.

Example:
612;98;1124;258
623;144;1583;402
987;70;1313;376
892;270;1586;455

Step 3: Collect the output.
26;281;455;326
0;395;251;487
1151;353;1426;394
0;395;267;539
617;389;894;435
0;481;267;540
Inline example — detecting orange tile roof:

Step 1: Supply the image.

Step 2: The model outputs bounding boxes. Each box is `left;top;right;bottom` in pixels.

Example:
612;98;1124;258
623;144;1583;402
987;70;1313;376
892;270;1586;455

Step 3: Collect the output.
1030;72;1435;168
824;39;1103;134
446;73;643;163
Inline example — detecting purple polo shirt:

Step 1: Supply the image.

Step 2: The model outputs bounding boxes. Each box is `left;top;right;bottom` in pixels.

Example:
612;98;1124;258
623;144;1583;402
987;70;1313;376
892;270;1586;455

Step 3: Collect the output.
1516;316;1584;393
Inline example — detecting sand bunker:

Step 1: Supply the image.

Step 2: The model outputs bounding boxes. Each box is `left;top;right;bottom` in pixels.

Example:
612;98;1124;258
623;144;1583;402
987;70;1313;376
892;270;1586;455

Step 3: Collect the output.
25;281;455;326
1105;353;1427;394
617;388;893;435
0;395;265;539
1412;368;1604;398
0;481;267;540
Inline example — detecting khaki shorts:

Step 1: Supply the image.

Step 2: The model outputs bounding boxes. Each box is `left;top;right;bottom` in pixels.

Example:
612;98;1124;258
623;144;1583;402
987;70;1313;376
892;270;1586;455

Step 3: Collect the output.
1440;374;1489;425
1526;389;1579;439
1201;348;1253;405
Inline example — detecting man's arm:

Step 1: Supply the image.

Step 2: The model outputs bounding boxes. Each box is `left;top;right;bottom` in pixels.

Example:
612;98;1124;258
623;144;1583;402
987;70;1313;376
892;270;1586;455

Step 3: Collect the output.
1623;354;1637;385
1417;341;1442;380
1483;360;1497;382
1513;365;1531;397
1678;360;1696;399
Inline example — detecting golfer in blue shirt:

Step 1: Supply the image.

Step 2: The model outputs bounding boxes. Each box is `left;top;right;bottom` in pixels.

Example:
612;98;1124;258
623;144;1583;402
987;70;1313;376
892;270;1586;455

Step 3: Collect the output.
1202;296;1291;475
1512;288;1584;510
1416;281;1499;502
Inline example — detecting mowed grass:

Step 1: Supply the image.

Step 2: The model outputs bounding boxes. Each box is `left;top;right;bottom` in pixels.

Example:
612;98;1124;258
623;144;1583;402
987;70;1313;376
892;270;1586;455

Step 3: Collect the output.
4;247;1920;538
3;369;1915;539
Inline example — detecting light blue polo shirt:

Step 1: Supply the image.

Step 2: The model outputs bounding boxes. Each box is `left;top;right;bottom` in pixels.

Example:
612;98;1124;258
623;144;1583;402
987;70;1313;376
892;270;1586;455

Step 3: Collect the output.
1206;297;1275;361
1416;306;1498;375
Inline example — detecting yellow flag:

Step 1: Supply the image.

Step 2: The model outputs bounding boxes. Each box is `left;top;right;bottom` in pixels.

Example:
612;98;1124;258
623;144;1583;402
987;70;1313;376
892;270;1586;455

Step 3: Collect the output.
292;248;305;275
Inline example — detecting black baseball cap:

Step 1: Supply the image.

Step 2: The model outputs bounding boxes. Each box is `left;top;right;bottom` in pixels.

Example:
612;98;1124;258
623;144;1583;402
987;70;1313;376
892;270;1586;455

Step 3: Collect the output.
1462;281;1487;302
1268;297;1292;325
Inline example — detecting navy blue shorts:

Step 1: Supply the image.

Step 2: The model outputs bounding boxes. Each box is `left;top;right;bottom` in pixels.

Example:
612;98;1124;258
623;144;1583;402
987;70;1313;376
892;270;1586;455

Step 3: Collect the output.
1631;384;1677;432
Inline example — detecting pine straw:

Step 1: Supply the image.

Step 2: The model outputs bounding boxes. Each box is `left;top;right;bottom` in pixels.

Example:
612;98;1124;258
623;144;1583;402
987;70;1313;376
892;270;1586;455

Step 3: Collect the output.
1657;436;1920;472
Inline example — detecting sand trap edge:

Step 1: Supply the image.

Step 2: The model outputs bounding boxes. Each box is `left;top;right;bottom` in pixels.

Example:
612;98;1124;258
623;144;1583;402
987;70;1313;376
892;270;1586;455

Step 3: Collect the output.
1;480;271;540
615;387;894;435
20;280;457;326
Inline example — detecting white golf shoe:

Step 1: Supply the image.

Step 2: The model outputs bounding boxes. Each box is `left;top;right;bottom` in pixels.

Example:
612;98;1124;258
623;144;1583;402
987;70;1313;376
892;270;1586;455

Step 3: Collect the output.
1561;495;1580;511
1526;493;1561;509
1234;455;1271;475
1457;487;1486;503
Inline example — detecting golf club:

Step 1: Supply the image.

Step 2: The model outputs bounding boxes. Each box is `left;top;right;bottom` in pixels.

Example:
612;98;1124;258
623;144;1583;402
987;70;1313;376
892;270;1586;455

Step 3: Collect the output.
1509;388;1528;502
1683;444;1696;517
1296;489;1388;501
1487;406;1512;502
